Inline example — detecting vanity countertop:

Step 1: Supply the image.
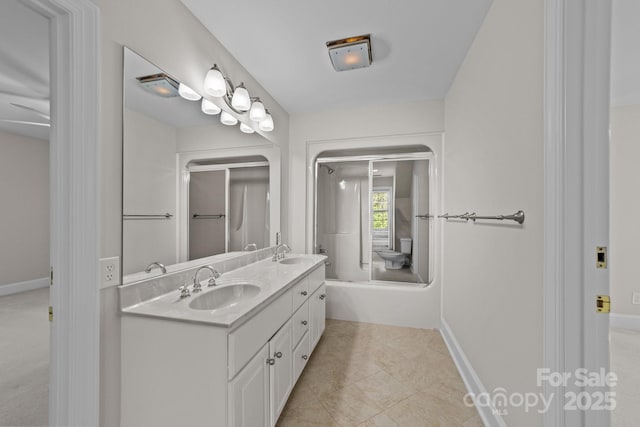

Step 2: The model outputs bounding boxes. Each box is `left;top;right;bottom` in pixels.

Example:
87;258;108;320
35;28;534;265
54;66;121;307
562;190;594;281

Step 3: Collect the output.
120;254;326;329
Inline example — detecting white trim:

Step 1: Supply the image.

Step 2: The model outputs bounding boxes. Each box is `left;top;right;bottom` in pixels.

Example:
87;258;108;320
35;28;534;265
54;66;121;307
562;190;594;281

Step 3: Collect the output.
21;0;101;425
440;319;506;427
0;277;49;296
543;0;612;426
610;314;640;331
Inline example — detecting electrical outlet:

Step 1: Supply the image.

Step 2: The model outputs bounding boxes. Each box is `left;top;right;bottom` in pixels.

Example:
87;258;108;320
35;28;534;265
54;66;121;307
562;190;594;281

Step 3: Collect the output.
100;256;120;289
633;292;640;305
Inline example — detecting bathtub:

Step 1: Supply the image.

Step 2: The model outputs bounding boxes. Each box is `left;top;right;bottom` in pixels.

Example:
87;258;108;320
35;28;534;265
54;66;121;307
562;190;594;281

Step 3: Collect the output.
324;279;441;329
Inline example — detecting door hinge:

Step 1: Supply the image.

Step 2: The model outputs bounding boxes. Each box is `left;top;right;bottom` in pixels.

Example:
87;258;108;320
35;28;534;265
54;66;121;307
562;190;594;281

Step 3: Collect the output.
50;267;53;286
596;295;610;313
48;306;53;322
596;246;607;269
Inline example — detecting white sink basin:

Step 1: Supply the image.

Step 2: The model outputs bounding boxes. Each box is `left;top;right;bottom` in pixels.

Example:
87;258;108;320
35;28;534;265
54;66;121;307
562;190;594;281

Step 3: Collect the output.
189;284;261;310
279;257;314;266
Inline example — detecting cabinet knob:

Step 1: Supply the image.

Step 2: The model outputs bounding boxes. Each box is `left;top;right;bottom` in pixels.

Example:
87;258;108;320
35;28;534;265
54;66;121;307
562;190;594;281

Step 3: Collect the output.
301;320;308;326
275;351;283;359
267;358;275;365
301;355;308;360
301;291;308;296
319;294;326;300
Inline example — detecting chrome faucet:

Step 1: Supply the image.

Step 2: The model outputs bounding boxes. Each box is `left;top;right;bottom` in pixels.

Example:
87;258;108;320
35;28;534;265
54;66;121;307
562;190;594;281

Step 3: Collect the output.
193;265;221;291
145;262;167;274
273;243;291;261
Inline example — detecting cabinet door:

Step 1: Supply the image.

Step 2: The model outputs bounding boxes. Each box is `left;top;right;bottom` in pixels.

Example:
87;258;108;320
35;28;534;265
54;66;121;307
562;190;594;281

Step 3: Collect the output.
228;343;269;427
309;285;326;351
269;320;293;426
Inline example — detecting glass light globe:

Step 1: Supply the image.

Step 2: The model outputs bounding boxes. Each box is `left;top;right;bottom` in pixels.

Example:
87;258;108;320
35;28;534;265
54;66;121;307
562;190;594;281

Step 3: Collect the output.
201;98;221;115
204;65;226;97
240;123;255;134
249;100;266;122
220;110;238;126
258;111;274;132
178;83;201;101
231;83;251;111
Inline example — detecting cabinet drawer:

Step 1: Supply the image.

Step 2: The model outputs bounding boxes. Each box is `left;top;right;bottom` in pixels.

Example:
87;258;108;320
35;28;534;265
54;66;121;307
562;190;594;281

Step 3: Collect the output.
307;265;325;294
228;289;292;380
291;277;309;312
291;300;309;348
292;331;310;382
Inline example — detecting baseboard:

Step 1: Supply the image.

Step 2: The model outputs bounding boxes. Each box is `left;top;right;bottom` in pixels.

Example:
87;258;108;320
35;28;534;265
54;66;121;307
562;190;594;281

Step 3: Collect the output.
440;319;507;427
0;277;48;296
610;313;640;330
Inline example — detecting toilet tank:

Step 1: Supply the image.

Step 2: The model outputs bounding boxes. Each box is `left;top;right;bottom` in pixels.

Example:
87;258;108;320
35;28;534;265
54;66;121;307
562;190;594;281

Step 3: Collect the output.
400;238;412;254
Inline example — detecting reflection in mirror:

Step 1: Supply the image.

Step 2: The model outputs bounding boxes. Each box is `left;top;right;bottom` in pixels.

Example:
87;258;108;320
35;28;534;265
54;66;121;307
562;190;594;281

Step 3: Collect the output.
122;47;277;279
314;151;433;285
187;160;269;259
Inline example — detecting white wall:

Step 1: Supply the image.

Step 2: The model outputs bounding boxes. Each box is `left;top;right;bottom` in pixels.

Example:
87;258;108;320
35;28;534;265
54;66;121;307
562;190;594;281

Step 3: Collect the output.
122;109;177;275
0;130;49;287
443;0;544;425
95;1;289;425
610;105;640;318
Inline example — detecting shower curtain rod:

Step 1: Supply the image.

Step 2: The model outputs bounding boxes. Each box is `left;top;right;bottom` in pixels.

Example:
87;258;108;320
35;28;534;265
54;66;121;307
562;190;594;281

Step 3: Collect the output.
438;210;525;224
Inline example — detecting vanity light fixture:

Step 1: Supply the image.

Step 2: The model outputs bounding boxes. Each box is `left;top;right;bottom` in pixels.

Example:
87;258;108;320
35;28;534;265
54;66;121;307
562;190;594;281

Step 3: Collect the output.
258;110;274;132
220;110;238;126
326;34;372;72
136;73;179;98
201;98;221;115
178;82;202;101
239;123;255;134
203;63;274;131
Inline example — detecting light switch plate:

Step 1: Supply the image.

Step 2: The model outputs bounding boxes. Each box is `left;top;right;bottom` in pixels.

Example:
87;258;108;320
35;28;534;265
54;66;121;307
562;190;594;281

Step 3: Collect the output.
632;292;640;305
100;256;120;289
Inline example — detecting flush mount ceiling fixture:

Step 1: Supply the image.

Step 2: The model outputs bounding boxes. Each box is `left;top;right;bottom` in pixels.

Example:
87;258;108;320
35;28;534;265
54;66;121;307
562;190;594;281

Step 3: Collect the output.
326;34;372;72
136;73;180;98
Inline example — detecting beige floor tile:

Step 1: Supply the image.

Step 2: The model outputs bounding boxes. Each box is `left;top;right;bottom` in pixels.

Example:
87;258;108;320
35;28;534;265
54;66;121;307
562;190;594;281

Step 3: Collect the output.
353;371;414;410
277;320;482;427
319;384;384;426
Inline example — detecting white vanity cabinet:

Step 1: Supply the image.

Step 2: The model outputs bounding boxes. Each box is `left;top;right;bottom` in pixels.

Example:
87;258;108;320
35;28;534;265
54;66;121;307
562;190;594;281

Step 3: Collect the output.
121;262;325;427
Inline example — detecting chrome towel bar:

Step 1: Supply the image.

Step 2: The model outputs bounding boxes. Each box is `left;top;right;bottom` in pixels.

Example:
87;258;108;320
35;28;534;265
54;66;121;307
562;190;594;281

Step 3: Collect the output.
192;214;225;219
439;210;525;224
123;213;173;220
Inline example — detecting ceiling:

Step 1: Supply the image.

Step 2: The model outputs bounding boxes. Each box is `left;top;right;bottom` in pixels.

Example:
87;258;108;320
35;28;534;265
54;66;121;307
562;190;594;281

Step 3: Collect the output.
0;0;49;141
180;0;494;113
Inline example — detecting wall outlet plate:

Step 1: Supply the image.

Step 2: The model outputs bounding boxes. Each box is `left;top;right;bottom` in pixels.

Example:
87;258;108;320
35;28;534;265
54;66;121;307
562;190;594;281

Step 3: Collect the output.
633;292;640;305
100;256;120;289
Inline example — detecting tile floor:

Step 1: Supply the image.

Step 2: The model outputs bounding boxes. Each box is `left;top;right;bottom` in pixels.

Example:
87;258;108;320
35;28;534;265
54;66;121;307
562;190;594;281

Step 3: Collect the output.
610;327;640;427
277;319;483;426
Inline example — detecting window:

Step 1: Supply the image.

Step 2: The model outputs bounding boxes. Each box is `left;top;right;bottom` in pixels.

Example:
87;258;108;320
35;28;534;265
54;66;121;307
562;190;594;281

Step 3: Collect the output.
372;188;392;248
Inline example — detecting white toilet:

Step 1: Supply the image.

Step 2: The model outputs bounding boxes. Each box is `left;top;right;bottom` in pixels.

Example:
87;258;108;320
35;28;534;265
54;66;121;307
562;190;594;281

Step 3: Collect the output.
376;238;412;269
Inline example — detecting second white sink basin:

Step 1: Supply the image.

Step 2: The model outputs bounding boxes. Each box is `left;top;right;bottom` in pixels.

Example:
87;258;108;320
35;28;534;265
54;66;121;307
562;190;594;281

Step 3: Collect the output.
279;257;314;266
189;284;261;311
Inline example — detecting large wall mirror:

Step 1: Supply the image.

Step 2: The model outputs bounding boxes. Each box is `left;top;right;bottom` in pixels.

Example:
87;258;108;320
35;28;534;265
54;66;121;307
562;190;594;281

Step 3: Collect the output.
122;47;280;281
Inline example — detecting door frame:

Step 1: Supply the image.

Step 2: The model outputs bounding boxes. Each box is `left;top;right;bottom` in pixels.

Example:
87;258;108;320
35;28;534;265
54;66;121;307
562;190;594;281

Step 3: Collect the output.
22;0;101;425
543;0;611;426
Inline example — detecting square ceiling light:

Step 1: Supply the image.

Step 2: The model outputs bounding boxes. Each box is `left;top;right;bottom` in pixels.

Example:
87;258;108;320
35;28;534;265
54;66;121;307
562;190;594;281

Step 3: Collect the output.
136;73;179;97
326;34;372;72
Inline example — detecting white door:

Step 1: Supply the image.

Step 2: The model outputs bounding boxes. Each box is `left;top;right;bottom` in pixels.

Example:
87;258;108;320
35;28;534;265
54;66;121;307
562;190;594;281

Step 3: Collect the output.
228;343;269;427
309;285;326;351
269;321;293;426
